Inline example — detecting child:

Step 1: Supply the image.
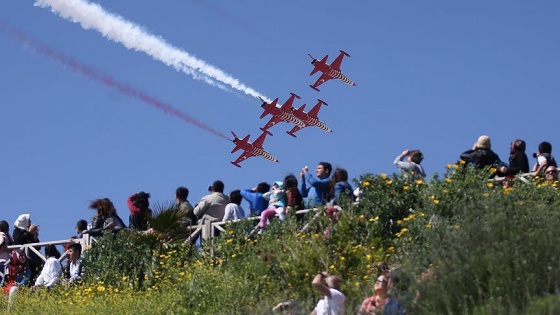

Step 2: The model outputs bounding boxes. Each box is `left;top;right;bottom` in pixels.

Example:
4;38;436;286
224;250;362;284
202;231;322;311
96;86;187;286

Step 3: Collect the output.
223;190;245;222
263;181;287;220
258;181;287;230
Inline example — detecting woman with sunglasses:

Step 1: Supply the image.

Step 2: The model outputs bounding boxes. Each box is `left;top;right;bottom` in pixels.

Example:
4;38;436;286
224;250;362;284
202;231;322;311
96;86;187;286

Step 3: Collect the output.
359;274;406;314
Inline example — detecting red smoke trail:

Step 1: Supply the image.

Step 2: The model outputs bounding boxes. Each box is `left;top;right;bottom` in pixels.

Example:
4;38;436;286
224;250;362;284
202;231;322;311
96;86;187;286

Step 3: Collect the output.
0;25;230;141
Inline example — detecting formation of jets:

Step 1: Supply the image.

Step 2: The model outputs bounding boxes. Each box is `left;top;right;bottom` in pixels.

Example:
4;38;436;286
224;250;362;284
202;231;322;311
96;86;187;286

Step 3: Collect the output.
230;50;355;167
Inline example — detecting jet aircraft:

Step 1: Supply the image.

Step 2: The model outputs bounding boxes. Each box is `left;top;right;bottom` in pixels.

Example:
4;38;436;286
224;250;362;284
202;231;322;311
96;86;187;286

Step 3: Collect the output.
308;50;356;91
259;93;305;136
286;99;332;137
230;131;279;167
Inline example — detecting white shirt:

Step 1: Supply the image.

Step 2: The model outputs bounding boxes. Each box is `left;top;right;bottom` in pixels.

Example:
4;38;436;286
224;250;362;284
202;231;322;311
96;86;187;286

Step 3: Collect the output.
68;259;83;281
314;288;345;315
34;257;62;288
222;203;245;222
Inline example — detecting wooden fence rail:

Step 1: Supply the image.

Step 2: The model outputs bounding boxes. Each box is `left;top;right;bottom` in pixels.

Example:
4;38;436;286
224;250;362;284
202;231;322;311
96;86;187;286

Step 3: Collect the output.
0;206;328;279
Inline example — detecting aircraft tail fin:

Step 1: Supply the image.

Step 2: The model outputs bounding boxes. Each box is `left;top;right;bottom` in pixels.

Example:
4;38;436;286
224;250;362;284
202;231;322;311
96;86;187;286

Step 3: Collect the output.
231;161;242;168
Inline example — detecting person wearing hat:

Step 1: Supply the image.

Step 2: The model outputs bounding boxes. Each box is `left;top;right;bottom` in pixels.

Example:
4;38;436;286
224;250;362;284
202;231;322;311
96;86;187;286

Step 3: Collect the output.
460;135;503;169
257;181;287;231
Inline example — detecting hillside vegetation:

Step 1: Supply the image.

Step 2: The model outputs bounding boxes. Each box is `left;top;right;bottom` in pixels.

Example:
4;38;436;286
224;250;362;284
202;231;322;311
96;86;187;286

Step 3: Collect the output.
4;164;560;314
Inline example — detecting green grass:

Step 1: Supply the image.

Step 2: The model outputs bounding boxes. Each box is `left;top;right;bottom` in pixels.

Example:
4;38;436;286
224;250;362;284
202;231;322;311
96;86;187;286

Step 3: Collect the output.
4;164;560;314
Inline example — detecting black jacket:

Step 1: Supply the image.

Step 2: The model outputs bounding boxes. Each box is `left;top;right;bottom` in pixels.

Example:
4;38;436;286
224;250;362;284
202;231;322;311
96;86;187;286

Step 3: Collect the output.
460;148;502;169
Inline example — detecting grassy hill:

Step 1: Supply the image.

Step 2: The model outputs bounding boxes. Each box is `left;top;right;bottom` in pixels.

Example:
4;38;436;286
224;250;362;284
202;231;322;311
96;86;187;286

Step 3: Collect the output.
4;164;560;314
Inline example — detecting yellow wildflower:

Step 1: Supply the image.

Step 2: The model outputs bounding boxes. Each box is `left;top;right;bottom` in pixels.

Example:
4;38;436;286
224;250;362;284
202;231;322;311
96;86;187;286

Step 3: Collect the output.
402;186;409;191
425;224;432;228
97;286;106;292
415;180;423;185
487;182;494;188
380;173;387;179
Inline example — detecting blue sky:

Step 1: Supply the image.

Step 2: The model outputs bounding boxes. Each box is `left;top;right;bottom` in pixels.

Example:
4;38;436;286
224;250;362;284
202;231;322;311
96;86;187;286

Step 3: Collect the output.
1;1;559;242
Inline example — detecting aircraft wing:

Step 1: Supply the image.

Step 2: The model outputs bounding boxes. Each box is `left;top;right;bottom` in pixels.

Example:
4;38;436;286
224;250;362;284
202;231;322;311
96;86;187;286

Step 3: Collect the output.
330;51;347;71
307;101;326;118
262;116;281;131
252;131;268;148
311;73;332;91
288;123;310;137
280;93;300;111
232;150;254;165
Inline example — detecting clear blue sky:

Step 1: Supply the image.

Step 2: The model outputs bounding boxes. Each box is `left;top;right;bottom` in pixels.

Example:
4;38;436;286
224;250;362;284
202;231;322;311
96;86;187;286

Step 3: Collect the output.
1;1;559;242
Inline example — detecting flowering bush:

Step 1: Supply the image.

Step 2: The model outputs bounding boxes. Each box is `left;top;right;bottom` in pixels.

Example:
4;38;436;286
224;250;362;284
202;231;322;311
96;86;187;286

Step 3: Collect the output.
5;165;560;314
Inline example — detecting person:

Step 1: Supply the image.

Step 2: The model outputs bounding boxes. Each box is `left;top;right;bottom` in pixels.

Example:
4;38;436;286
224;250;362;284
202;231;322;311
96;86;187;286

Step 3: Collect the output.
394;149;426;178
358;274;406;315
258;181;288;230
127;191;153;231
240;182;270;216
301;162;332;207
531;141;557;177
3;249;31;304
194;180;230;224
75;219;88;238
263;181;287;219
327;168;354;205
12;214;42;283
63;243;83;284
311;271;345;315
284;174;304;213
176;186;197;226
223;190;245;222
498;139;530;177
545;165;558;183
0;220;13;286
459;135;502;169
33;244;62;289
83;198;126;237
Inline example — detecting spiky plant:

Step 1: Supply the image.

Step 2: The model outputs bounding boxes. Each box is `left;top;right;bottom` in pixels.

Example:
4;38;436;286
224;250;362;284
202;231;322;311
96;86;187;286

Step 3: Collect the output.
148;201;190;243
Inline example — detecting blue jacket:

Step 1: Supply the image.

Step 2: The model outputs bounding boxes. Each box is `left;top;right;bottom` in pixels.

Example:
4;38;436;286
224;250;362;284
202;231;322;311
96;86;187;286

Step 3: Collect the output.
240;189;268;216
332;181;354;205
302;173;330;207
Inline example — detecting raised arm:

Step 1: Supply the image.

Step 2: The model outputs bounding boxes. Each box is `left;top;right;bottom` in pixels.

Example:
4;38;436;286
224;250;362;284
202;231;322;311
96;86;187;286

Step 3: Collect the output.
311;272;332;299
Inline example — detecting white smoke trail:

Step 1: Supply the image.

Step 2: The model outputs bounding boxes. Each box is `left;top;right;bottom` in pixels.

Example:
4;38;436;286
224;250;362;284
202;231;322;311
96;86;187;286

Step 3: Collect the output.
34;0;270;102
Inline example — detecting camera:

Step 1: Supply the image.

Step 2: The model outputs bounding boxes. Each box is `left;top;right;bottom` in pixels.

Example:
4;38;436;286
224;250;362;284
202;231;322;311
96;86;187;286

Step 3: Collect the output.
533;152;538;158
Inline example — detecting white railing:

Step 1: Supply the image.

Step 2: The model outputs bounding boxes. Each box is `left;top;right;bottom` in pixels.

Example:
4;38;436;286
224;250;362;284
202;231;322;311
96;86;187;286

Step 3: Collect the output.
1;234;95;279
185;207;323;244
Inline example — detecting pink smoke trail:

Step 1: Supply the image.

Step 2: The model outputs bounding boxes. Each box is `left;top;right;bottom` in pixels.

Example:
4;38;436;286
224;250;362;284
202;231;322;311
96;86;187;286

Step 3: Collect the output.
0;24;230;141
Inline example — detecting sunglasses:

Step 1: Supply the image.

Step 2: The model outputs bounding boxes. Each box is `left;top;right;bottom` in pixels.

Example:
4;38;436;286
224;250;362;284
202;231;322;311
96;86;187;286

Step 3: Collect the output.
546;170;558;175
376;278;387;283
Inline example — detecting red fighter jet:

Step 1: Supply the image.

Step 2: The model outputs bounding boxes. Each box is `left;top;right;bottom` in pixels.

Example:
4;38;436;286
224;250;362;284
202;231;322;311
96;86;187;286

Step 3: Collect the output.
308;50;356;91
259;93;305;136
230;131;279;167
286;99;332;137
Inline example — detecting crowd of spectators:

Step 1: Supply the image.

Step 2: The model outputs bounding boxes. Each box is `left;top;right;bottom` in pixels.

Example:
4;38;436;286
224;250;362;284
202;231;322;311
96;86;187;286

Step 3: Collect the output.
1;136;557;312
